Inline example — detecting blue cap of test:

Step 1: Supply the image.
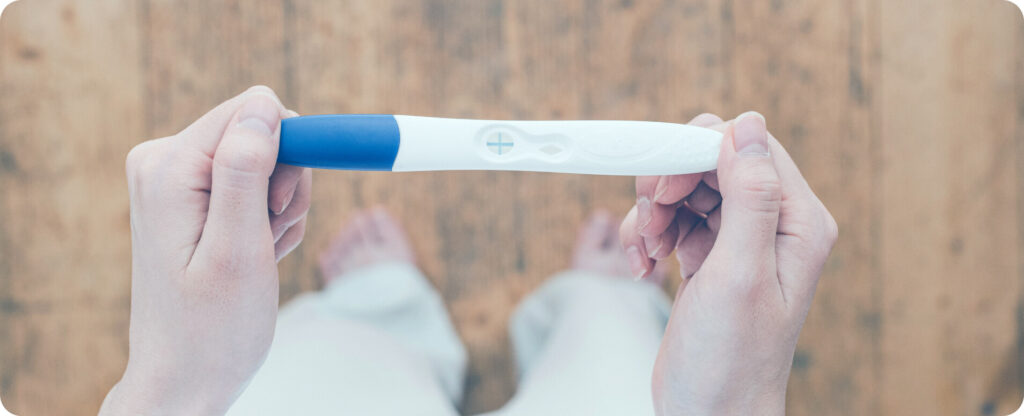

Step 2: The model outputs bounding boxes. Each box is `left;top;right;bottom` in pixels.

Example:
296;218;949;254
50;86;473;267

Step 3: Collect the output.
278;114;401;170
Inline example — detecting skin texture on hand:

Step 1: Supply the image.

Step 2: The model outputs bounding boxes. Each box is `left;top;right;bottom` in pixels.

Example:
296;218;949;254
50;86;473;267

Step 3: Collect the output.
99;86;312;415
620;112;838;415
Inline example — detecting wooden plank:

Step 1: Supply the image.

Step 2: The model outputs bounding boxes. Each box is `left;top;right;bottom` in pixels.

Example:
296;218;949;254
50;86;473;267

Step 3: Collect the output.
1016;3;1024;412
0;0;144;414
877;1;1021;414
725;1;883;414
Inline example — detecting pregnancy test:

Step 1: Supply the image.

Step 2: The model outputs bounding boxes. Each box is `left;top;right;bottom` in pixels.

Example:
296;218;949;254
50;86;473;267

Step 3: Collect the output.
278;115;722;176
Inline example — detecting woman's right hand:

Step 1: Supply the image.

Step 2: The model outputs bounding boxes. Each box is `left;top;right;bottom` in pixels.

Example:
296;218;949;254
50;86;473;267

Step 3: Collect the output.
620;112;838;415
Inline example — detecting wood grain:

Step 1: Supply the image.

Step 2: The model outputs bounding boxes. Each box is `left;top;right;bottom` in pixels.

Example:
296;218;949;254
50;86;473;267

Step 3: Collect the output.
1;0;1022;414
876;2;1022;414
0;1;144;414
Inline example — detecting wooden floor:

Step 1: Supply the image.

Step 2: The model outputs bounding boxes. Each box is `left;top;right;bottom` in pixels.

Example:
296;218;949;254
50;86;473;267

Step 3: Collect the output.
1;0;1022;414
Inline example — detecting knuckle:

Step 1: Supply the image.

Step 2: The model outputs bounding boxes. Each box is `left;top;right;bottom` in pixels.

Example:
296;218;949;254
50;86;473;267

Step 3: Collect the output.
737;176;782;213
247;84;275;95
691;112;724;126
125;141;156;178
819;210;835;248
823;212;839;246
126;143;166;190
792;205;839;257
244;85;281;105
127;138;214;200
214;141;275;175
697;112;722;121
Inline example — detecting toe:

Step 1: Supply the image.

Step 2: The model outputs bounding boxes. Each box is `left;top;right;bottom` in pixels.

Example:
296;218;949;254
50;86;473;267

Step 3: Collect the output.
577;210;612;250
572;210;612;266
352;211;376;245
601;214;622;251
320;216;361;283
370;208;415;262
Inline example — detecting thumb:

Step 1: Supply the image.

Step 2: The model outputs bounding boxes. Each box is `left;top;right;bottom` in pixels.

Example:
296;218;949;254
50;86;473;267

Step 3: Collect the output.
714;111;782;272
198;93;282;263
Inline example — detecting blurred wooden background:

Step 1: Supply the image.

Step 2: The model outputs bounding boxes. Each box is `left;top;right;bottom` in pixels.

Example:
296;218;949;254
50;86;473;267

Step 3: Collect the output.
1;0;1022;414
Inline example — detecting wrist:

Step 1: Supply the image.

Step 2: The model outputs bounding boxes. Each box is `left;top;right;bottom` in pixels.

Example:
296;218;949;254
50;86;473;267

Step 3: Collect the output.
659;393;785;416
654;376;787;416
100;367;238;416
701;391;785;416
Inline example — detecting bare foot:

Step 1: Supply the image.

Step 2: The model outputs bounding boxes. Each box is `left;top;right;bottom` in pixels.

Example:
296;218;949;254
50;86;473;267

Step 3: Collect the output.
319;208;416;285
572;210;660;282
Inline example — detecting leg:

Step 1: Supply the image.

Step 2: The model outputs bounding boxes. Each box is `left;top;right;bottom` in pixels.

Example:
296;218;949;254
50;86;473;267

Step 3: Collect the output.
481;211;671;416
228;209;467;416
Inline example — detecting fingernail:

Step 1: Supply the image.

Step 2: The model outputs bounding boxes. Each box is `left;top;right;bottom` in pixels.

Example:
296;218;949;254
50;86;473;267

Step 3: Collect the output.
278;189;295;215
733;111;769;157
676;251;689;277
675;264;692;278
643;235;662;258
653;177;668;202
626;246;648;279
637;197;652;231
236;96;281;137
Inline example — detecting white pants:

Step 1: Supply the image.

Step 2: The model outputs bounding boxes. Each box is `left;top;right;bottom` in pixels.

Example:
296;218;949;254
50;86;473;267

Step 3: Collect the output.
228;263;670;416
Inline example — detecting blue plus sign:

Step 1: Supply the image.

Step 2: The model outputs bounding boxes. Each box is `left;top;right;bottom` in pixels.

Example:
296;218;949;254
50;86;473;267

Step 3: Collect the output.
486;132;514;155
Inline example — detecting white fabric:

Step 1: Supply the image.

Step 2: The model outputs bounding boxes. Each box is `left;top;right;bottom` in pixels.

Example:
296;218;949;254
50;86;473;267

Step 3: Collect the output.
228;263;669;416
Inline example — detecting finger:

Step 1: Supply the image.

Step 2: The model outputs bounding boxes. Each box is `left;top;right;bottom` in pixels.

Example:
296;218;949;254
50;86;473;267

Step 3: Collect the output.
635;175;660;231
179;85;288;157
673;208;713;279
268;110;306;215
268;165;305;215
684;182;722;215
673;206;705;241
702;171;719;192
271;168;312;242
619;205;655;279
643;218;680;260
677;224;715;278
637;174;693;238
194;92;283;265
705;208;722;234
650;208;703;268
635;115;727;250
638;199;679;238
275;217;307;262
713;111;782;277
651;174;703;205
